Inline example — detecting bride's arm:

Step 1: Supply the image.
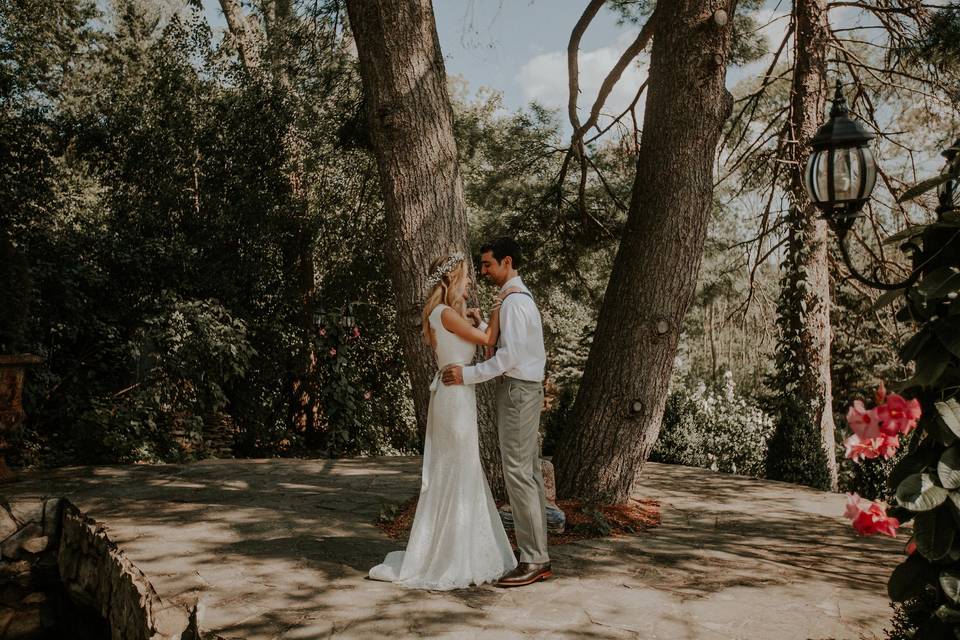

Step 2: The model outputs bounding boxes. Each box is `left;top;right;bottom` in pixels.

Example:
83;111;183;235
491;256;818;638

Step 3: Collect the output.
440;305;500;347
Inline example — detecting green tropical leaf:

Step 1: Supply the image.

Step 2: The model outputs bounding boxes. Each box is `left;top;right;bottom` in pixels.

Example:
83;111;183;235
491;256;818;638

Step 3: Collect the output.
952;300;960;318
937;416;960;447
937;322;960;359
890;448;940;491
937;605;960;625
940;448;960;489
889;554;938;602
900;327;931;363
938;400;960;439
911;343;951;389
898;472;949;511
919;267;960;297
870;287;906;312
916;508;955;561
884;225;929;245
898;173;954;203
948;493;960;528
942;571;960;606
932;273;960;299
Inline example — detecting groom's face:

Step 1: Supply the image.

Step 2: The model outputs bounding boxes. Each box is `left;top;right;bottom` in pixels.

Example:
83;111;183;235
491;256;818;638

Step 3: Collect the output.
479;251;510;287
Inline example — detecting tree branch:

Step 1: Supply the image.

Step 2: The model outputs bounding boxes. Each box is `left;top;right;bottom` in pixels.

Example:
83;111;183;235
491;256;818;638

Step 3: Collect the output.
219;0;262;76
567;0;607;134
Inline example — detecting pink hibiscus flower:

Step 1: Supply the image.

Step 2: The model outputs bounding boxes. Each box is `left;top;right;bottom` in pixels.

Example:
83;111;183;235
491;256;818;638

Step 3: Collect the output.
329;347;337;357
844;493;899;537
847;400;882;440
875;380;888;405
876;434;901;459
877;393;922;436
844;434;881;462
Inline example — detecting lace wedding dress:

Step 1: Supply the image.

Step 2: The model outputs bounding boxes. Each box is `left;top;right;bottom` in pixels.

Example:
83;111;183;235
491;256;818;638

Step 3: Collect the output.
368;304;517;590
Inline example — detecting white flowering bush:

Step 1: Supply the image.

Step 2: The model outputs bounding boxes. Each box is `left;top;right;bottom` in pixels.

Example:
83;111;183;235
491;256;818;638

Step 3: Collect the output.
651;373;775;477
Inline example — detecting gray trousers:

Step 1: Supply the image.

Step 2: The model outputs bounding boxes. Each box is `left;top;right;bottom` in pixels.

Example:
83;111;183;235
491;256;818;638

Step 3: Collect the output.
496;377;549;563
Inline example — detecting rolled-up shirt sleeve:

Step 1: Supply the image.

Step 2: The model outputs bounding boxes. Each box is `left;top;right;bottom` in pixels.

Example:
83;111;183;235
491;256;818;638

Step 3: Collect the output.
461;300;524;385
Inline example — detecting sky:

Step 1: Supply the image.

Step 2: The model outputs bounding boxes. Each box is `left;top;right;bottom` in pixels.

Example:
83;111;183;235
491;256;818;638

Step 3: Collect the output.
197;0;793;136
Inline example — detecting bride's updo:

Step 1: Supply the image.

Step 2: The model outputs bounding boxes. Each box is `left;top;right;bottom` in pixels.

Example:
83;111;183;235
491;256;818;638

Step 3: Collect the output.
421;254;469;344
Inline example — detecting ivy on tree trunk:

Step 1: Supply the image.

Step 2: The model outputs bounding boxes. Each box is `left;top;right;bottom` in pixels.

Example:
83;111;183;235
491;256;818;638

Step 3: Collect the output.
766;0;838;492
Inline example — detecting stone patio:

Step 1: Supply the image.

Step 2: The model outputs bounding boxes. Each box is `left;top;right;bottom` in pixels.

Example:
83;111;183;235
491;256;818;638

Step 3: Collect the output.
5;459;901;639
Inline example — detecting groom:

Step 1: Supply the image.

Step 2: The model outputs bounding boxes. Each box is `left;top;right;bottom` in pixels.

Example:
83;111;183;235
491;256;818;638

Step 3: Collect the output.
441;237;551;587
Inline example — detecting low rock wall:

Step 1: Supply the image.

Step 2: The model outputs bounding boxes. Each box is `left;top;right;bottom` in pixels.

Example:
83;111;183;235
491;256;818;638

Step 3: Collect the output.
0;496;198;640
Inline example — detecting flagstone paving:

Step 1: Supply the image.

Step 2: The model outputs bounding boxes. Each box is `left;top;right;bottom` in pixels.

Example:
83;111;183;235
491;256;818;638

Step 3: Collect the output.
7;458;900;639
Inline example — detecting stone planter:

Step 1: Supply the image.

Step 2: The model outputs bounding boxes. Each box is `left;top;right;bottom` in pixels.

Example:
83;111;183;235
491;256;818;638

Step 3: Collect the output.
0;354;43;482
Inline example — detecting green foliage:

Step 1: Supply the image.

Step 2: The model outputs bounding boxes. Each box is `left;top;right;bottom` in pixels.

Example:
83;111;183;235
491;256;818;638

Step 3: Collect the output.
571;503;614;537
607;0;767;66
0;235;30;352
651;374;775;478
674;196;778;396
765;202;835;491
542;382;576;459
74;294;255;463
905;1;960;105
4;0;416;466
764;391;833;490
853;193;960;636
833;283;909;501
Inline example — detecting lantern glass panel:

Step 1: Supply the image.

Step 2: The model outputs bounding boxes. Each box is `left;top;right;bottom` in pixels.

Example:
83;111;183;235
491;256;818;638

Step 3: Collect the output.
804;151;823;204
938;165;960;212
806;146;876;206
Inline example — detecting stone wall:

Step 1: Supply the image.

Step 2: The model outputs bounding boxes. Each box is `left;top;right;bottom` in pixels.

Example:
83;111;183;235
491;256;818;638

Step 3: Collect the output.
0;497;63;637
0;496;199;640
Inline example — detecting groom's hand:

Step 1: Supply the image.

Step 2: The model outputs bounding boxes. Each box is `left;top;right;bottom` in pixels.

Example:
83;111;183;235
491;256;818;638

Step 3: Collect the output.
441;365;464;386
465;308;482;327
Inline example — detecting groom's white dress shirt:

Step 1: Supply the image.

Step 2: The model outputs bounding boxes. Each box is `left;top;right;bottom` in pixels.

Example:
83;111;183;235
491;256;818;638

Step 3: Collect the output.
462;276;546;385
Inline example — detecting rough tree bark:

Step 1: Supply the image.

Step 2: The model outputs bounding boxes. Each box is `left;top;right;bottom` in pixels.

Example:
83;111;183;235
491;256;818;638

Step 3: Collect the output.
766;0;839;491
555;0;737;504
345;0;504;497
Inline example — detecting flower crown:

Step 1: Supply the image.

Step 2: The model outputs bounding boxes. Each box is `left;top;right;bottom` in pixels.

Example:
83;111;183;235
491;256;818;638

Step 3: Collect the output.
425;253;466;289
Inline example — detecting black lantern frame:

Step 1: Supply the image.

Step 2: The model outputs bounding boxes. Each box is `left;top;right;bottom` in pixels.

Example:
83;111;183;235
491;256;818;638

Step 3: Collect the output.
803;83;960;292
804;80;878;235
937;138;960;216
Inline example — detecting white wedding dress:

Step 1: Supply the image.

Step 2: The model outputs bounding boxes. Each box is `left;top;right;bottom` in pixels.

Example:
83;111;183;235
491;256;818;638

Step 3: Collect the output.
368;304;517;590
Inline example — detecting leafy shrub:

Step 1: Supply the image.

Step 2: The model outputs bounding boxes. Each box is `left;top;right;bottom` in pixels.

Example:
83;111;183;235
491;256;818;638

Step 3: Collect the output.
73;294;255;463
652;373;775;477
764;391;833;490
0;235;31;353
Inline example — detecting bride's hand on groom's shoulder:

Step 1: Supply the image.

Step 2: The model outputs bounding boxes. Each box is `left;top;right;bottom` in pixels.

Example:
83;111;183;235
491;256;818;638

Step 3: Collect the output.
465;308;482;327
494;287;523;309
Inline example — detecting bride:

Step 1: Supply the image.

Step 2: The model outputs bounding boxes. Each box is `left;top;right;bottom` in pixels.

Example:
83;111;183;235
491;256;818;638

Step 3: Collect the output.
368;253;518;590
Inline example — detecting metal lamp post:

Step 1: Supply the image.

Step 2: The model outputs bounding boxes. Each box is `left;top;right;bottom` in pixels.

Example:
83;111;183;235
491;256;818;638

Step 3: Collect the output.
800;80;956;291
804;80;878;236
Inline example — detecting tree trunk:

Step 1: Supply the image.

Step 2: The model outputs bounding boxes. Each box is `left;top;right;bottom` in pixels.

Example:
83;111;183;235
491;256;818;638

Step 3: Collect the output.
345;0;504;497
554;0;736;504
218;0;262;74
766;0;838;491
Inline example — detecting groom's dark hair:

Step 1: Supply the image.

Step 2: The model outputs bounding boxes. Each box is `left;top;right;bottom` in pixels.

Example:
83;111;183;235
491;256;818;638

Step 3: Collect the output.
480;237;522;269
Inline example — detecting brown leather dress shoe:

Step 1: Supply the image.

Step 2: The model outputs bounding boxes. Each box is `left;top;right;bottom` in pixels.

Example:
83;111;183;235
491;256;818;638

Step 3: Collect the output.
495;562;552;588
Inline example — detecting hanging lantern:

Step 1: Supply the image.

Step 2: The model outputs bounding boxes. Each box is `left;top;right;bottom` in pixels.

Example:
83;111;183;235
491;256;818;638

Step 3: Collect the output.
803;80;878;232
937;137;960;216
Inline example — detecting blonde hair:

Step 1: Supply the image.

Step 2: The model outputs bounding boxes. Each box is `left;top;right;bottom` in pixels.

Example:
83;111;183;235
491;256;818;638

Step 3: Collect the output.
422;255;468;344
